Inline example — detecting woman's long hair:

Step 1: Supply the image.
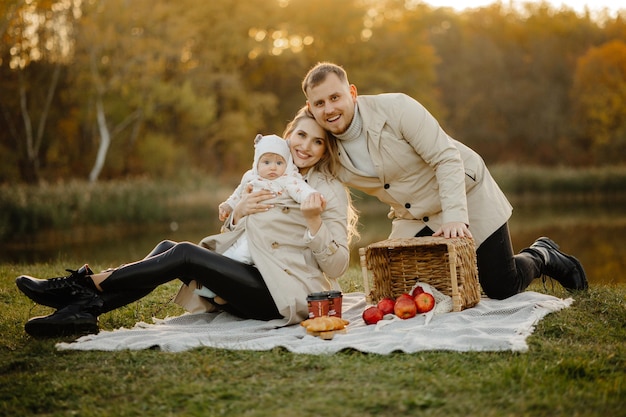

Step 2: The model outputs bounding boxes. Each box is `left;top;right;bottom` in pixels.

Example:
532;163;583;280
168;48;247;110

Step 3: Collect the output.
283;106;360;245
283;106;339;178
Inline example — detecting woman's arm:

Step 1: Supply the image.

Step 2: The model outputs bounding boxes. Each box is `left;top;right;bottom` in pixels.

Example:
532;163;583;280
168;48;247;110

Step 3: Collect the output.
303;175;351;279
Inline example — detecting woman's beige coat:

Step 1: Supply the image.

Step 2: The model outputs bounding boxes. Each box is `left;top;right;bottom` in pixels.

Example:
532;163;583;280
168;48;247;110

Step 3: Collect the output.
175;170;350;325
335;94;512;247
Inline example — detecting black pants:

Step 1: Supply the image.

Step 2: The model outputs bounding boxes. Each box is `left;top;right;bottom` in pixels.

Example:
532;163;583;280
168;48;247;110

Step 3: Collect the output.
98;240;282;320
416;223;541;299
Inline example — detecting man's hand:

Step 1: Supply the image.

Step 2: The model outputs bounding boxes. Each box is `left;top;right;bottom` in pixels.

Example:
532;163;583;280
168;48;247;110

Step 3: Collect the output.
433;222;472;239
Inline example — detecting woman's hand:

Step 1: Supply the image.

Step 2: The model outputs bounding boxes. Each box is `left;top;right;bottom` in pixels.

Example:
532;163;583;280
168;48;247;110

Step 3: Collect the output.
232;185;275;225
301;192;325;235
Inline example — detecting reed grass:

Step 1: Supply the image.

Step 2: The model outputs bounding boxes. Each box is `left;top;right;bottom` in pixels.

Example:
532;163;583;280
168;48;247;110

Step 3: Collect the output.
0;177;233;242
1;165;626;243
490;164;626;200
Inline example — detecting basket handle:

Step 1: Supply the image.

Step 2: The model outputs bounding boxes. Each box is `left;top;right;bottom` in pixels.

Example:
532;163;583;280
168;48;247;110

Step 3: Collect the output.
359;248;372;303
448;244;462;312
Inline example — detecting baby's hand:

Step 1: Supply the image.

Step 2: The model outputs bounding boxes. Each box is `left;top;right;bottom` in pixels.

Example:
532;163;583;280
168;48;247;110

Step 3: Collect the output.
218;202;233;221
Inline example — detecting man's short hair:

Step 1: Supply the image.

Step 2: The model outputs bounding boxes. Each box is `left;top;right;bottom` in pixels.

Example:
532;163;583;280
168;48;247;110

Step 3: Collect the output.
302;62;348;95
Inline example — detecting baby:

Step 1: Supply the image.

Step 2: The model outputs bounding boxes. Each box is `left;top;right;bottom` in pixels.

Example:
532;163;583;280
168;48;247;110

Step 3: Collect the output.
218;133;320;264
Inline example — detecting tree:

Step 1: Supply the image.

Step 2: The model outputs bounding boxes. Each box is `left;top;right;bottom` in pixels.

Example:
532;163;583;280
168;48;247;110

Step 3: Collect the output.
242;0;442;133
70;0;217;181
1;0;625;184
429;2;604;165
0;0;78;183
572;40;626;164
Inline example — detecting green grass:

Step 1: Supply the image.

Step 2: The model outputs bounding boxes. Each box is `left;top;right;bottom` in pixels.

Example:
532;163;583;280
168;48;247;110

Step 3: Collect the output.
1;263;624;417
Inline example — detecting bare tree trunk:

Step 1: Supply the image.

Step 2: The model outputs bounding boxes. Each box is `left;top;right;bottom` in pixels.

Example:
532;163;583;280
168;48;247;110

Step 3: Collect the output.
89;96;110;183
18;74;35;168
88;49;110;184
88;102;143;183
36;64;62;154
17;64;61;183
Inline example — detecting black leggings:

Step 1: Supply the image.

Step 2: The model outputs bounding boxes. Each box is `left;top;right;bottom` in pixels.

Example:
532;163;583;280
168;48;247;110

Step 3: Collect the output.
98;240;281;320
416;223;541;299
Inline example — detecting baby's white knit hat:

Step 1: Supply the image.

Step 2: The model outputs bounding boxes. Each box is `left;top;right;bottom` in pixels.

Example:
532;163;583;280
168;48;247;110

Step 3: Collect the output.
252;134;294;174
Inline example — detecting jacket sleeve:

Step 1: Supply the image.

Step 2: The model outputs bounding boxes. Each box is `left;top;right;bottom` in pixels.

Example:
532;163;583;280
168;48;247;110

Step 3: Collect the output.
224;169;255;210
396;94;469;225
284;174;319;204
303;174;350;279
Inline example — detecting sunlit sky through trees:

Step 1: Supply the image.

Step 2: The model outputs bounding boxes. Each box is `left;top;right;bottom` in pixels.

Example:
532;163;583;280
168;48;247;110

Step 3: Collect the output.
423;0;624;15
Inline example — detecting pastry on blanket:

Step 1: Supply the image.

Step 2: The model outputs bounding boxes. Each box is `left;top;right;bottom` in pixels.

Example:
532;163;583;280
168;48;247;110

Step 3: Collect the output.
300;316;349;332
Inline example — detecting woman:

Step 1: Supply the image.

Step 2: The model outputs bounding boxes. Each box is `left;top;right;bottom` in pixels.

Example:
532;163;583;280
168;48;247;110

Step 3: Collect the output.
16;107;359;338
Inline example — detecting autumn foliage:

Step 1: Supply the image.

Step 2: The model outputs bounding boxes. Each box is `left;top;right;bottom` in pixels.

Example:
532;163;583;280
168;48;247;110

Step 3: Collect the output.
0;0;625;184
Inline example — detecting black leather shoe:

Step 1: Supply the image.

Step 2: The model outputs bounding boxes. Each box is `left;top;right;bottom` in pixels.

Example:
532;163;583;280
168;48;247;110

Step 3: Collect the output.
16;264;95;309
522;237;588;291
24;295;103;338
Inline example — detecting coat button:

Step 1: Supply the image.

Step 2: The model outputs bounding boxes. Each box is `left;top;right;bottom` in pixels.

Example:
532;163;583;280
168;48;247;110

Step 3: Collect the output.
271;242;279;249
405;203;411;209
282;207;290;213
423;216;429;222
384;184;390;189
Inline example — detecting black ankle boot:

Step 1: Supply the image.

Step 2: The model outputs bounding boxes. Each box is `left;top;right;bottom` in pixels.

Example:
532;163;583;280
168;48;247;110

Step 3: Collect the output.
24;292;103;338
521;237;588;291
16;264;96;309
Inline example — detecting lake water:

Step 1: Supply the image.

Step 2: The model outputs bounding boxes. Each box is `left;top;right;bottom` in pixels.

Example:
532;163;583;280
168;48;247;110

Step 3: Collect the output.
3;199;625;285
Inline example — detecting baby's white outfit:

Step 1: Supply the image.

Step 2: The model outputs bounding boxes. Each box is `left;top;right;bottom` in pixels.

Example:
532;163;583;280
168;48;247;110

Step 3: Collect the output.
221;134;318;265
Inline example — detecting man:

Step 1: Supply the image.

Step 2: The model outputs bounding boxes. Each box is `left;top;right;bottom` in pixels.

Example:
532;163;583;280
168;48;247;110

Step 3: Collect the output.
302;62;587;299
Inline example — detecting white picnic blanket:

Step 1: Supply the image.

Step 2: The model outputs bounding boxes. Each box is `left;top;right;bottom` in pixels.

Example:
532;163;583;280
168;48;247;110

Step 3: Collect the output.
56;291;573;354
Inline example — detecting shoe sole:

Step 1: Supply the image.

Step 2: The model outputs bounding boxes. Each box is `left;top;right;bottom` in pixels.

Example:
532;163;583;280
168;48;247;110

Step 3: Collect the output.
25;319;99;339
15;276;69;309
536;237;589;291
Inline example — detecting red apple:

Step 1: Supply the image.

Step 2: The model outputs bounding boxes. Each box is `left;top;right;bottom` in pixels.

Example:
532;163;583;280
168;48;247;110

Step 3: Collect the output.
396;293;413;302
414;292;436;313
377;298;395;315
362;306;384;325
394;297;417;319
411;285;425;298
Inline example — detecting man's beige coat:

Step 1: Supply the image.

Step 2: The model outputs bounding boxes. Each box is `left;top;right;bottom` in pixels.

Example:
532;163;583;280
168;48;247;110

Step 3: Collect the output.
335;94;512;247
175;171;350;325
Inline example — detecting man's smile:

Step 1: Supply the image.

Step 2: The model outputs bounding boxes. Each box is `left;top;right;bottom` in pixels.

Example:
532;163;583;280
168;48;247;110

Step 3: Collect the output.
327;114;341;123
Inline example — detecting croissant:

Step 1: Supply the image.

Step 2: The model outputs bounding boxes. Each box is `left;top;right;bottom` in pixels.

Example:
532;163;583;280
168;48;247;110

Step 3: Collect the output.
300;316;349;332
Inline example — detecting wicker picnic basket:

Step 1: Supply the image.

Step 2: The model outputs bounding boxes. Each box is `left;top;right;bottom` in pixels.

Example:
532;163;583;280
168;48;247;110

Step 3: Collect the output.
359;236;481;312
